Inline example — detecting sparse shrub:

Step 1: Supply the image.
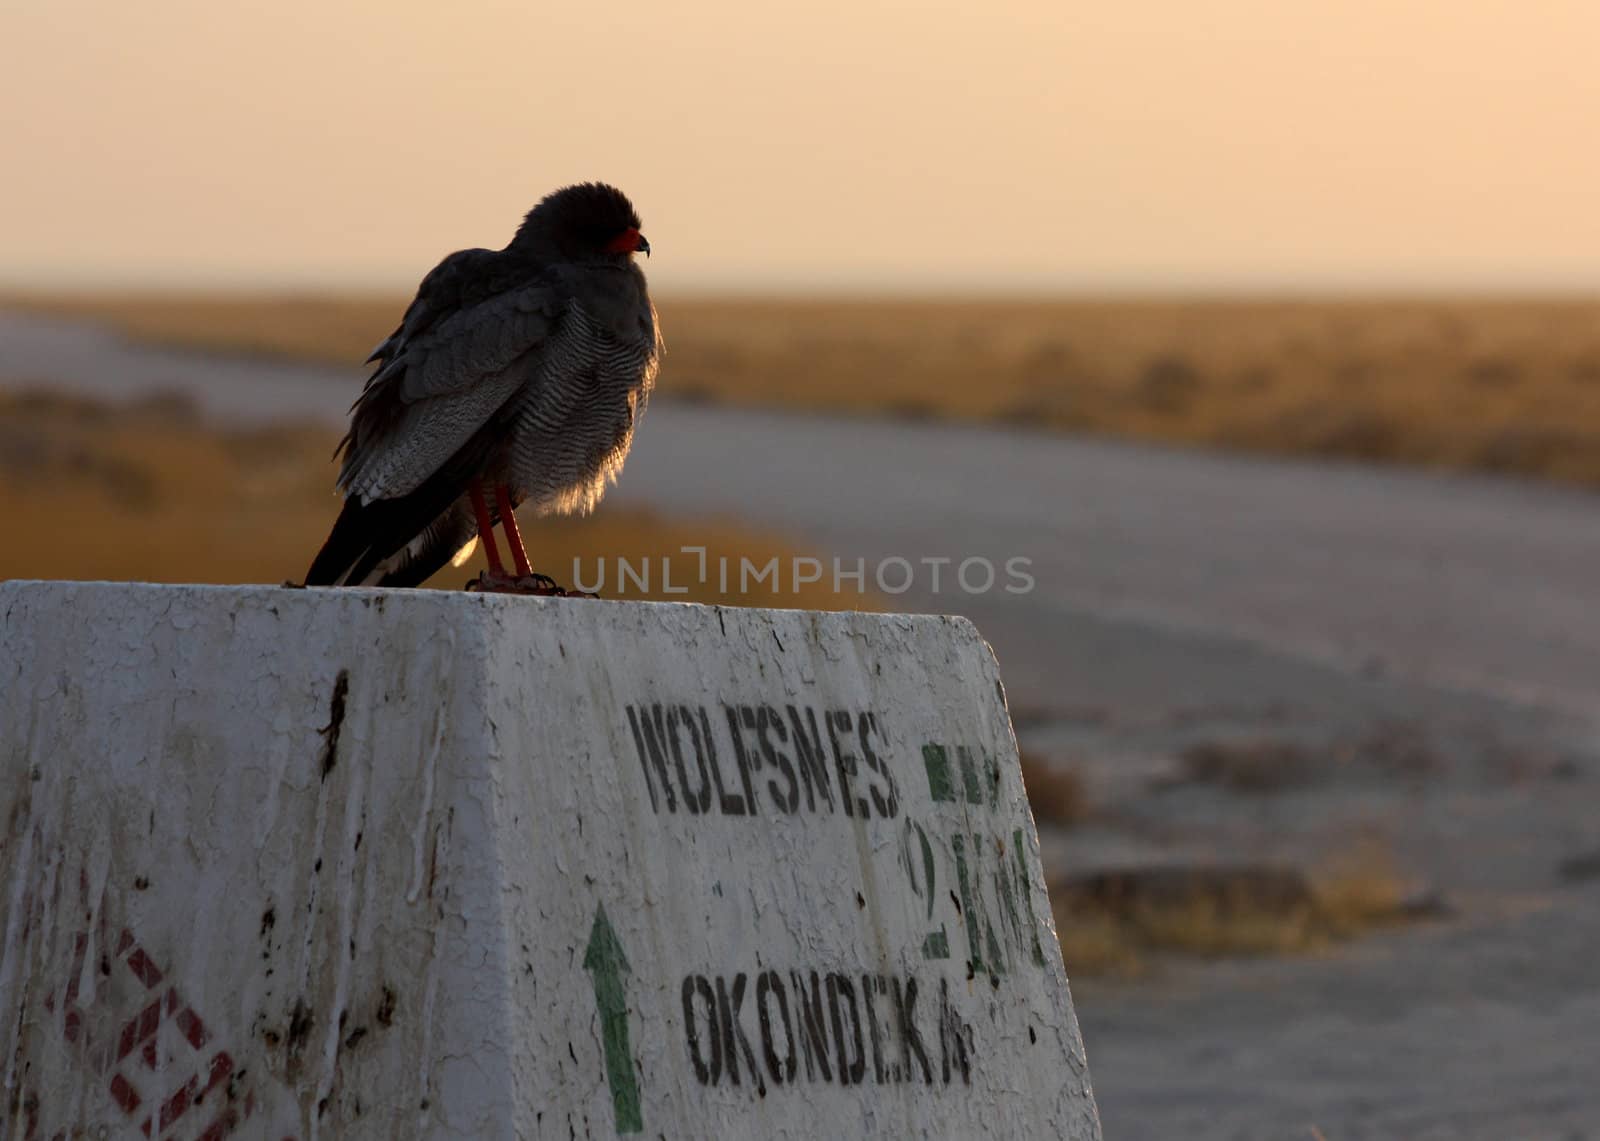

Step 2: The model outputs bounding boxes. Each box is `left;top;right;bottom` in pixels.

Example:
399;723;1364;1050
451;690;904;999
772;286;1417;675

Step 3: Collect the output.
1465;356;1520;388
1346;720;1442;778
1050;850;1418;976
884;398;942;422
1471;425;1588;476
1291;406;1404;461
1016;340;1075;385
1179;738;1313;793
1135;354;1201;414
1233;365;1275;393
1018;750;1087;825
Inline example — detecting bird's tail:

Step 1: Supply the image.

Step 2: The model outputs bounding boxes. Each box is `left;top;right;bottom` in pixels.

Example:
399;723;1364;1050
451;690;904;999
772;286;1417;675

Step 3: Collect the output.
305;404;513;588
304;497;370;586
303;489;476;588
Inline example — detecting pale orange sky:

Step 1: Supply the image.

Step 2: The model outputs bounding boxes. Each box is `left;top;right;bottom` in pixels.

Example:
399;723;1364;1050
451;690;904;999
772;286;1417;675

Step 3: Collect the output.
3;0;1597;292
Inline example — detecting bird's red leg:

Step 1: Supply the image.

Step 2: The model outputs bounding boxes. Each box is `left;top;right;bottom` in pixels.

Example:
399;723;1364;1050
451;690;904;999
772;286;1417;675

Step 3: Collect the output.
494;484;534;577
466;480;593;598
469;479;506;577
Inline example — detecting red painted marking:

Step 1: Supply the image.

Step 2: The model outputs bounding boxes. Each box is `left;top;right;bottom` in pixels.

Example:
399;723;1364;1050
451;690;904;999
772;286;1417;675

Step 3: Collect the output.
147;992;188;1067
41;916;287;1140
143;1049;232;1135
605;226;642;254
176;1004;210;1049
125;947;164;988
117;995;165;1060
109;1073;142;1113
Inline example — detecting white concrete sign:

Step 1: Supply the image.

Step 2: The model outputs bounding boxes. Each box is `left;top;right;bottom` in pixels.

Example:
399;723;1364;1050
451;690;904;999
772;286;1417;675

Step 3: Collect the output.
1;582;1100;1139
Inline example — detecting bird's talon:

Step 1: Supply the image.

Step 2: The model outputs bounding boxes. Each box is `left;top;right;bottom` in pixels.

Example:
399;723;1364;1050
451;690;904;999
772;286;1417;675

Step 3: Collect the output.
464;571;597;598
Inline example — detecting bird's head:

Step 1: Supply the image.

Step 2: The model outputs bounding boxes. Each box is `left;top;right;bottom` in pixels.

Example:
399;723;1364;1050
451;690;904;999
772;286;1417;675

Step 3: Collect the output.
511;182;650;262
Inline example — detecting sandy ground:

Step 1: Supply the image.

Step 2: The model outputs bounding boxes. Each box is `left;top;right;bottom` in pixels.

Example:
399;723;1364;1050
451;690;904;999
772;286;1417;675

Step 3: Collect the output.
4;308;1598;1138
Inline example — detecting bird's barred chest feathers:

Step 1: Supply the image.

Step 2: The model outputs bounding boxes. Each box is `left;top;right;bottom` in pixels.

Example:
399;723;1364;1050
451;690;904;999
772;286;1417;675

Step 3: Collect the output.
505;301;659;515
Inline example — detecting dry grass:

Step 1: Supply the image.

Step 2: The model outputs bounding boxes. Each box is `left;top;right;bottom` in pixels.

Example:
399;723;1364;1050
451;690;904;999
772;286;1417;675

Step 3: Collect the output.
1170;724;1449;796
1052;846;1415;978
0;388;873;610
10;291;1600;487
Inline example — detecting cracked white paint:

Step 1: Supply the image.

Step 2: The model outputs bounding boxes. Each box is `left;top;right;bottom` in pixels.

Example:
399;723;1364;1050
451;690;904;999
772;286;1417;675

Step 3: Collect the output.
1;582;1099;1140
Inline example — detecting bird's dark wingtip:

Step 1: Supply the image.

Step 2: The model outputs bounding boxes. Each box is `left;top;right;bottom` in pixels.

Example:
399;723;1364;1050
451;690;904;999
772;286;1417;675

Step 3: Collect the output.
304;496;370;587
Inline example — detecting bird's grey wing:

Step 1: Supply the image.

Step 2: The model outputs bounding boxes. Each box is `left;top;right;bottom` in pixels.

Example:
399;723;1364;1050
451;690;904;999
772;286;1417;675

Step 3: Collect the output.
338;273;564;502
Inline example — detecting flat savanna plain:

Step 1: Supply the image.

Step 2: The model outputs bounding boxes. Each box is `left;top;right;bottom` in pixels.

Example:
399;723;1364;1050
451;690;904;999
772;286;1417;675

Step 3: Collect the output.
11;292;1600;487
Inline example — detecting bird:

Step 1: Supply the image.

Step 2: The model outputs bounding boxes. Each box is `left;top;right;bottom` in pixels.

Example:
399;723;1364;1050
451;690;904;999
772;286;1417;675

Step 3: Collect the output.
303;182;661;593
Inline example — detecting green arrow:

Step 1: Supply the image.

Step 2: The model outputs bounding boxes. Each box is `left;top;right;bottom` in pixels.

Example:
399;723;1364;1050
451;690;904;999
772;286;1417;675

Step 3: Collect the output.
583;904;642;1133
